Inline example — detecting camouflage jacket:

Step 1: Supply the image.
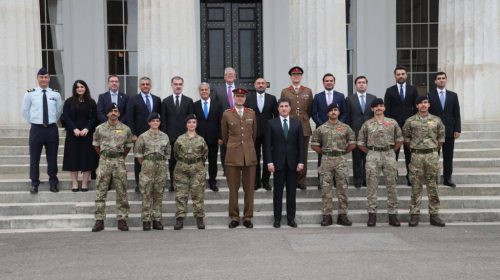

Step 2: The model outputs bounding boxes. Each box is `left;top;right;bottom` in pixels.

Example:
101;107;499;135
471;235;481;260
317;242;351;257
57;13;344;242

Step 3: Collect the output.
93;121;132;153
311;121;356;152
174;133;208;162
134;129;170;158
402;113;445;149
357;117;403;147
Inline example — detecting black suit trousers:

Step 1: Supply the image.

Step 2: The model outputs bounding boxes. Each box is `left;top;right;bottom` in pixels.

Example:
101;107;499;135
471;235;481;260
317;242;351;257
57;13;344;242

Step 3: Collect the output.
273;163;297;223
29;124;59;185
207;143;219;183
442;136;455;181
254;136;270;185
352;147;366;182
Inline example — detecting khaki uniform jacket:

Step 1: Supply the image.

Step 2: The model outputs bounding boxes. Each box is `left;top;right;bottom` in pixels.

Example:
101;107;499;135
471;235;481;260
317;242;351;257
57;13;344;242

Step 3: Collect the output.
280;86;313;136
221;107;257;166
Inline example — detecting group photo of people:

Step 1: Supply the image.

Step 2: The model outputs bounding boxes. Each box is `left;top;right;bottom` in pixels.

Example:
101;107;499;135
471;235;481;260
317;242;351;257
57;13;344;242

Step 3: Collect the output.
21;64;461;232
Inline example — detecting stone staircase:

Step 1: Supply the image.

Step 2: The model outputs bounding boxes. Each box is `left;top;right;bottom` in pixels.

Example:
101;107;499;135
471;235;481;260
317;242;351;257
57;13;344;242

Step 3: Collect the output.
0;122;499;231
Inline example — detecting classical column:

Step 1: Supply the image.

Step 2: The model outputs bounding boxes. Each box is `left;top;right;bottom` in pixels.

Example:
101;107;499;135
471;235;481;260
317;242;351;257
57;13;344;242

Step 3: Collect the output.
138;0;200;99
0;0;42;125
439;0;500;121
289;0;347;94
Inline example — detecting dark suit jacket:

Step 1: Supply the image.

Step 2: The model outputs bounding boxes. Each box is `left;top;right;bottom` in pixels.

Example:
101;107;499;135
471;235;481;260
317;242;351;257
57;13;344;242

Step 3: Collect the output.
193;98;223;145
428;89;461;138
96;91;129;124
161;94;194;143
312;90;347;126
211;83;238;111
264;117;304;171
384;84;418;127
346;93;376;135
244;92;278;138
126;93;161;136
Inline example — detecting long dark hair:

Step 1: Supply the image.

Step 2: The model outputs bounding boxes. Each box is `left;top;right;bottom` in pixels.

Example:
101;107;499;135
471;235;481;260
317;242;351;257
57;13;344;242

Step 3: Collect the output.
72;80;95;108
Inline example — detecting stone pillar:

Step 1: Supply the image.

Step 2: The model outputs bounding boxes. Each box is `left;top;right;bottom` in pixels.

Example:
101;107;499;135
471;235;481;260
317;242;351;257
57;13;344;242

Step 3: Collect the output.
289;0;347;94
439;0;500;121
0;0;42;125
138;0;200;100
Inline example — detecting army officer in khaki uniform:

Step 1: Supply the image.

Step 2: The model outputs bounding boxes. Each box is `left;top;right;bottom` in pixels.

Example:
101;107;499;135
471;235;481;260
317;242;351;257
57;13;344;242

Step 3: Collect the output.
280;66;313;189
221;88;257;229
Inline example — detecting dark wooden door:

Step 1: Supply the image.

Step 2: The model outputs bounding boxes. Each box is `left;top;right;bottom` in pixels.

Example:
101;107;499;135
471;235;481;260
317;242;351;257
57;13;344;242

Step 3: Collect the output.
200;0;263;90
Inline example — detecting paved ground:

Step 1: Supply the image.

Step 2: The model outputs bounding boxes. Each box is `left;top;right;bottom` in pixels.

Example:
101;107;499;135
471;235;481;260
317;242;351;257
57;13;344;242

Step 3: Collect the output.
1;225;499;280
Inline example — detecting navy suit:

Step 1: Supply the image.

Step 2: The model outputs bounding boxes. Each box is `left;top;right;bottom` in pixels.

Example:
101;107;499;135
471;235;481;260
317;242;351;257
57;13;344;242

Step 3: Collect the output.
346;92;376;185
244;92;278;187
428;89;461;182
193;98;223;185
312;90;347;126
384;84;418;182
126;93;161;185
96;91;129;124
264;117;304;223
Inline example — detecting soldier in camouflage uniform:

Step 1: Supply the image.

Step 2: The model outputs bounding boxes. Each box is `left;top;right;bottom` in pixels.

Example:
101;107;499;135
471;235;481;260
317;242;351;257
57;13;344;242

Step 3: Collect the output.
357;98;403;227
173;114;208;230
311;103;356;227
402;96;446;227
135;112;170;231
91;103;132;232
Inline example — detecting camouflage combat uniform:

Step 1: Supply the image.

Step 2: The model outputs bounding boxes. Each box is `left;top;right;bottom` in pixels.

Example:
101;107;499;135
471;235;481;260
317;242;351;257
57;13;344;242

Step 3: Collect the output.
92;121;132;221
358;117;403;214
174;133;208;219
135;129;170;222
311;121;356;215
402;113;445;215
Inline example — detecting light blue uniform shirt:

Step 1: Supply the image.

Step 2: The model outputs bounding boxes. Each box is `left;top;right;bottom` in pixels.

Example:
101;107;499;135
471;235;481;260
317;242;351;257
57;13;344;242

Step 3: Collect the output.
22;87;62;124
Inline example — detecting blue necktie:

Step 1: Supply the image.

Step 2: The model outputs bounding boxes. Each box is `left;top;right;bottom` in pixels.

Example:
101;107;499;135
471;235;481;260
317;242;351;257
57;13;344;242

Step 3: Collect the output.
145;95;152;112
203;101;209;119
399;85;404;102
360;95;365;113
283;119;288;139
439;91;445;110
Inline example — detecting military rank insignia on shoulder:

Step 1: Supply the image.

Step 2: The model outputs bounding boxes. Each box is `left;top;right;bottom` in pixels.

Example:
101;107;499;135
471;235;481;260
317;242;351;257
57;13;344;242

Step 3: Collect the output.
53;89;59;92
27;88;35;92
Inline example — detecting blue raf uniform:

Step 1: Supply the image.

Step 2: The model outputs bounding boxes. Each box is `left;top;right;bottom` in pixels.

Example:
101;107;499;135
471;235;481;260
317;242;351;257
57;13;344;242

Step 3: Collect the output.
21;67;62;193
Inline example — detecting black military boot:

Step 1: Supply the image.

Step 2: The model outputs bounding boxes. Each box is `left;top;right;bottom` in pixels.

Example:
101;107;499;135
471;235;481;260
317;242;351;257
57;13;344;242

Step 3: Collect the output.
196;217;205;230
152;220;164;230
320;215;333;226
174;217;184;230
408;214;420;227
143;221;151;231
367;213;376;227
117;219;129;231
388;214;401;227
91;220;104;232
430;214;445;227
337;214;352;226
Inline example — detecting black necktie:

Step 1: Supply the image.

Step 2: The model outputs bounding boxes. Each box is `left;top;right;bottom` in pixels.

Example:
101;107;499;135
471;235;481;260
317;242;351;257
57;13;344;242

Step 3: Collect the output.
175;95;180;108
42;89;48;125
283;119;288;140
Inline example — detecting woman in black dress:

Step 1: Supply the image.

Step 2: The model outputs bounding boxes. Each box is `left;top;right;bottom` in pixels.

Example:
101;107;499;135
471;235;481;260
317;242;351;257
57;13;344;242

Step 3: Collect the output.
62;80;98;192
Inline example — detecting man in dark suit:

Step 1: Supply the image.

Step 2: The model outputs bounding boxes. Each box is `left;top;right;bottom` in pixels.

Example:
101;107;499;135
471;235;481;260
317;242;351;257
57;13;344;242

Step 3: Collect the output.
193;82;223;192
244;77;278;191
265;97;304;228
384;66;418;186
346;76;376;188
126;76;161;191
161;76;194;192
312;73;347;189
428;71;461;187
211;67;238;174
96;75;129;125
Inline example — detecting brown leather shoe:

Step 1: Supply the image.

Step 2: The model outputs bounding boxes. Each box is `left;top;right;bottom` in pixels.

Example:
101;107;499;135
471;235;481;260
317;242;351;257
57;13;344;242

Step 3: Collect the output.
117;219;129;231
143;221;151;231
388;214;401;227
409;214;419;227
297;184;306;190
91;220;104;232
174;217;184;230
367;213;376;227
337;214;352;226
196;217;205;230
152;220;164;230
320;215;333;226
430;214;445;227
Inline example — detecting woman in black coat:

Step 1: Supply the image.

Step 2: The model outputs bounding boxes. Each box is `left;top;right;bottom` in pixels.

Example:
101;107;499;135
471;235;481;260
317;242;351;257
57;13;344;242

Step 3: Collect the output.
62;80;98;191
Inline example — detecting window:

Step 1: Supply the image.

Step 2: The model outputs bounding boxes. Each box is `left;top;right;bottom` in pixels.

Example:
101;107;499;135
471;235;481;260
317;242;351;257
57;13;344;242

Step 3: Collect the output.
346;0;355;94
40;0;64;95
396;0;439;95
106;0;138;95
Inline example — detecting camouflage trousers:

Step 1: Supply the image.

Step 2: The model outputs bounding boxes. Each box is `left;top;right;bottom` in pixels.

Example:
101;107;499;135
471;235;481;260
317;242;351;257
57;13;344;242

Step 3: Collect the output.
139;160;168;222
365;150;399;214
409;152;440;215
174;162;207;218
319;155;349;215
95;157;129;220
